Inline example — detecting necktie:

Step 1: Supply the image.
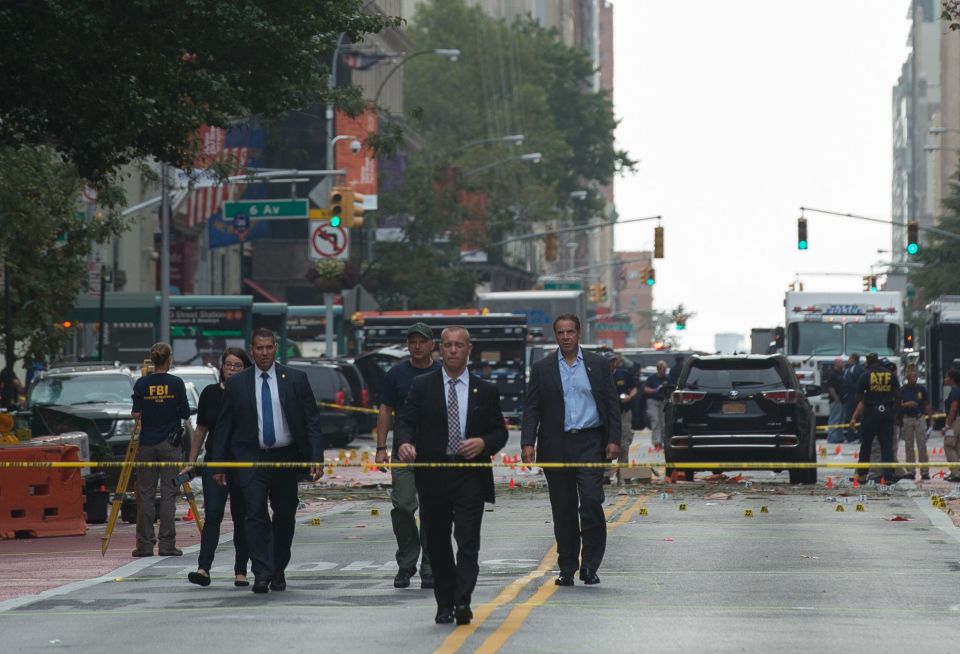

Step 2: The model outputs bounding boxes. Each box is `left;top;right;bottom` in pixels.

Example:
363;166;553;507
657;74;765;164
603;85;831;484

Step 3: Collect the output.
447;378;462;455
261;372;276;447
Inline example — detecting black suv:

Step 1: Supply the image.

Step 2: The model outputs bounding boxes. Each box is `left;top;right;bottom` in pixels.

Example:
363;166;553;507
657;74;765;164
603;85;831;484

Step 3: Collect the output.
663;355;818;484
287;360;358;447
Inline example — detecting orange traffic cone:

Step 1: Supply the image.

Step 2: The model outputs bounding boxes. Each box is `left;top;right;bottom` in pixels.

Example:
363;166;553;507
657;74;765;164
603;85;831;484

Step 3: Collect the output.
852;477;859;489
648;446;654;454
880;476;886;486
834;445;843;456
509;477;516;490
825;476;833;489
853;452;859;460
184;506;195;522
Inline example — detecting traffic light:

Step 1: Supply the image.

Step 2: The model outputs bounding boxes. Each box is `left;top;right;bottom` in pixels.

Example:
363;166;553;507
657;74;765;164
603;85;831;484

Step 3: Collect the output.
676;315;687;330
906;220;919;255
600;284;607;301
328;187;345;227
347;190;365;229
545;233;559;261
654;226;664;259
644;267;655;286
589;283;601;303
862;275;878;292
797;217;808;250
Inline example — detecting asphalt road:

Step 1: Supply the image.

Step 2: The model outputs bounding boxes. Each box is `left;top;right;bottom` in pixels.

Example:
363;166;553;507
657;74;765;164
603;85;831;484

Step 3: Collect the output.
4;429;960;652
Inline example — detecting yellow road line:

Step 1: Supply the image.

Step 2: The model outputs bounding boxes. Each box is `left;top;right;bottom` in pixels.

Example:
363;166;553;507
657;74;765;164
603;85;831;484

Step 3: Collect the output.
433;495;631;654
472;495;648;654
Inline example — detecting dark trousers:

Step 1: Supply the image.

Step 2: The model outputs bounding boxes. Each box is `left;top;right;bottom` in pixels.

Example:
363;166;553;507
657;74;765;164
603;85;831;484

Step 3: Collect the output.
391;464;431;575
417;469;486;609
858;411;895;476
197;468;249;575
240;446;299;582
543;430;606;575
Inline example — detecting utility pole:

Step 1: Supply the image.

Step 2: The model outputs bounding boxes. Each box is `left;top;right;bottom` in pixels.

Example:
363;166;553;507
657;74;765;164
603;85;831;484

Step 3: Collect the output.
159;163;170;345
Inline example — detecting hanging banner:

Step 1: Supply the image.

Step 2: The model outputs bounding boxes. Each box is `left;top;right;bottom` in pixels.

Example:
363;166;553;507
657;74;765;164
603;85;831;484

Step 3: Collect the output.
335;108;378;209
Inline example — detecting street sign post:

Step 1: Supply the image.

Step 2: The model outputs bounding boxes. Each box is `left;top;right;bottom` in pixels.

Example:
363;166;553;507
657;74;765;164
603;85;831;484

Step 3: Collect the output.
223;199;308;221
309;220;349;260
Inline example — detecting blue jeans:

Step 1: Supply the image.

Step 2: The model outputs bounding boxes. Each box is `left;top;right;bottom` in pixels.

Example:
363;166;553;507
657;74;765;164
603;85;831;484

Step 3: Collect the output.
827;400;845;443
197;468;249;575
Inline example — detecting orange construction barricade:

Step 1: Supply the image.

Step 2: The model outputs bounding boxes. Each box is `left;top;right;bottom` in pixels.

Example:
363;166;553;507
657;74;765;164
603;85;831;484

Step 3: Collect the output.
0;444;87;539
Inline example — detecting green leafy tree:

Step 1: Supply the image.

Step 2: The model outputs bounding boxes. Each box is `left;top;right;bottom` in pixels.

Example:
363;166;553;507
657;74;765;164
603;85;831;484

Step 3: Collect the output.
0;0;398;185
0;147;127;362
908;168;960;302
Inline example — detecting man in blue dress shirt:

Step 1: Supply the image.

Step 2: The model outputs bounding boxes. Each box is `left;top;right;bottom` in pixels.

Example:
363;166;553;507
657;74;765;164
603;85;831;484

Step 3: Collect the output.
521;314;621;586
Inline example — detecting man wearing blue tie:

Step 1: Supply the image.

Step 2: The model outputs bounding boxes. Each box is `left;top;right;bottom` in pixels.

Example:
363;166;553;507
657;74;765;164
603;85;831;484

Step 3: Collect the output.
212;328;323;594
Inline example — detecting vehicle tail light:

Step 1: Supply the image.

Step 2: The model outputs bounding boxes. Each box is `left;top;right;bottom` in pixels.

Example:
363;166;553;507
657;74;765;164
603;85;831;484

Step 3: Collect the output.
671;390;706;405
335;390;346;406
361;388;370;407
761;389;799;404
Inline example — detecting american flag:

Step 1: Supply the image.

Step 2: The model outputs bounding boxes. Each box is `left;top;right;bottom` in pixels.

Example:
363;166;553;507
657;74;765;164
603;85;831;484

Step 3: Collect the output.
183;147;249;229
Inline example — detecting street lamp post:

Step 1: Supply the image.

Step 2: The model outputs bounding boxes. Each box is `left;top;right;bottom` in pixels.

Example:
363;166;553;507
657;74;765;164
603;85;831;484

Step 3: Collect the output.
372;49;461;107
461;152;542;178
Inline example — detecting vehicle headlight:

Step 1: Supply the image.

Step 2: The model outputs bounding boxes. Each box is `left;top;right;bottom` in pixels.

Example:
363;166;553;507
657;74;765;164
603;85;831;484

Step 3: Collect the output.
114;419;136;438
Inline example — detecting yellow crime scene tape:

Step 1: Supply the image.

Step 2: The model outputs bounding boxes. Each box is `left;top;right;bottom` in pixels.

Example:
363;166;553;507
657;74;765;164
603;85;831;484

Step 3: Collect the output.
317;402;379;414
816;412;948;432
1;460;959;470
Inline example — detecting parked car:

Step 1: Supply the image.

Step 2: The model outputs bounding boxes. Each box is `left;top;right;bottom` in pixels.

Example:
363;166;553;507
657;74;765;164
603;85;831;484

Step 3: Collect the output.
330;358;376;435
168;364;220;394
663;354;818;484
287;360;358;447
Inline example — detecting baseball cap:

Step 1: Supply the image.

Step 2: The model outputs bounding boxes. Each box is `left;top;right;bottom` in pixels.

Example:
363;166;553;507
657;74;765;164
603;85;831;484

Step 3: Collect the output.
406;322;434;339
865;352;879;365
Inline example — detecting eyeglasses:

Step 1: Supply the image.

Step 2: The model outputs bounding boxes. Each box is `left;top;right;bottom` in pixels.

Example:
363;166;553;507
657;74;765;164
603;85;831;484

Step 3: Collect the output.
223;362;245;370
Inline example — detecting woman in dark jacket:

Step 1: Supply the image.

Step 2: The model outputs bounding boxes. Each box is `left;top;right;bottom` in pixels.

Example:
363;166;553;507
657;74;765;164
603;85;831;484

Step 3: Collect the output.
182;347;253;587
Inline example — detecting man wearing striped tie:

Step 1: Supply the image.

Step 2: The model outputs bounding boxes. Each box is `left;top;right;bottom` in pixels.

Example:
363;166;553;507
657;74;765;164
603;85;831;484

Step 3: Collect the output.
212;328;323;594
395;326;508;626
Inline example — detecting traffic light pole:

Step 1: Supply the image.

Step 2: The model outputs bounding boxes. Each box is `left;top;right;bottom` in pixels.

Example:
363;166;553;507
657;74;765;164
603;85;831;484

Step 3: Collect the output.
461;215;662;257
799;206;960;242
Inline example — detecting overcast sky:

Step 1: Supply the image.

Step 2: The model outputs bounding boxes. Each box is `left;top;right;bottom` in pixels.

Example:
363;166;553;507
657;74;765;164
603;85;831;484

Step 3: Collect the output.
612;0;912;351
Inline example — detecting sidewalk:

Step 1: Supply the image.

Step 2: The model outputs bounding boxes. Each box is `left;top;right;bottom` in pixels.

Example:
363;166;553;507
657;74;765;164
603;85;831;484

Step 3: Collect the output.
0;498;333;606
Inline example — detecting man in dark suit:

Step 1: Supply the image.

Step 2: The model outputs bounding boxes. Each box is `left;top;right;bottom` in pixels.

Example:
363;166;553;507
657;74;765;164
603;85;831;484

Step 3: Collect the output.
212;328;323;594
395;326;508;626
521;314;620;587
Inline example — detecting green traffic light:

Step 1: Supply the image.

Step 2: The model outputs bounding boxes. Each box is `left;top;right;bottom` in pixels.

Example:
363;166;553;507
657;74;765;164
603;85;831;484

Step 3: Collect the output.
906;242;919;255
330;215;342;227
676;323;685;330
646;278;655;286
798;240;808;250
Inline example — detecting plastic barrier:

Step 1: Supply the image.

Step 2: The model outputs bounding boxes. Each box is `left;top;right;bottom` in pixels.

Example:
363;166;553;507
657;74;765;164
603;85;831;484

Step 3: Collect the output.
0;444;87;539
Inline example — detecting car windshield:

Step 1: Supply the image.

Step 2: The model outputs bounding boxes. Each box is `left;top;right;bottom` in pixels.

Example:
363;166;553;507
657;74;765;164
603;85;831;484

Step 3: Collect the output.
683;361;784;391
175;373;219;393
787;323;843;356
29;375;133;407
845;323;899;356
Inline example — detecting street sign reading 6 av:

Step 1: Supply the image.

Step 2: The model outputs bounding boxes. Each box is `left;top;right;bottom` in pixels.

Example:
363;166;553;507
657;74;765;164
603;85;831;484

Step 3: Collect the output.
310;220;349;260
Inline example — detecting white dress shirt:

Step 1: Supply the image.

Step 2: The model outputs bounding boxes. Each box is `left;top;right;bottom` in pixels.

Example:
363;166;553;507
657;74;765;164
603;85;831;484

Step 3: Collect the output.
255;363;293;448
442;367;470;443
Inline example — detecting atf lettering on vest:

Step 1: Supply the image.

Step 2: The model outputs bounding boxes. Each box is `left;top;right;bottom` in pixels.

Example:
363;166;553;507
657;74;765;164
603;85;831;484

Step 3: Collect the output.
869;372;892;393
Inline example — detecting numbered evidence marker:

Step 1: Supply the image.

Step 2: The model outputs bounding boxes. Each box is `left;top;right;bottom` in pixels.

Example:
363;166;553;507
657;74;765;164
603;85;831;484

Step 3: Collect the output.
856;504;865;512
638;507;649;516
836;504;845;512
678;503;688;511
744;509;754;517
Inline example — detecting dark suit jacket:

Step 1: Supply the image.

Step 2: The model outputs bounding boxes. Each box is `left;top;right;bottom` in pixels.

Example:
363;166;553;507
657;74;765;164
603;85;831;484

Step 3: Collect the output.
520;347;620;463
394;369;508;503
210;363;324;485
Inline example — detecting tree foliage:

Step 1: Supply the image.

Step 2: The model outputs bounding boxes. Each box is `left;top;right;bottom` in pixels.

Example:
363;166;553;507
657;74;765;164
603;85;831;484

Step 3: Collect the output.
0;147;127;362
0;0;398;185
368;0;635;307
909;167;960;301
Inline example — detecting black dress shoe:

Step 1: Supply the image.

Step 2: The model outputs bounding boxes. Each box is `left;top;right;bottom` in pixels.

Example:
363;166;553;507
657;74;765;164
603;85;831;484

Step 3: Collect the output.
188;571;211;587
420;573;434;589
454;604;473;625
555;573;574;586
270;574;286;591
394;568;413;589
252;580;270;594
579;568;600;585
435;607;454;624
